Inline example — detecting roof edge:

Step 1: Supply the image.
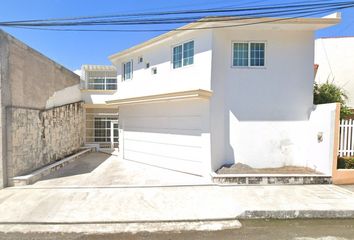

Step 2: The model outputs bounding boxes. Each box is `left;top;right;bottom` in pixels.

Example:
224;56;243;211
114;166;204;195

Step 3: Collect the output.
108;13;341;62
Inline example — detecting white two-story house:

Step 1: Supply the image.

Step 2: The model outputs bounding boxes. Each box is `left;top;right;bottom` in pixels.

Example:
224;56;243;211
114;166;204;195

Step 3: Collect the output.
106;14;341;177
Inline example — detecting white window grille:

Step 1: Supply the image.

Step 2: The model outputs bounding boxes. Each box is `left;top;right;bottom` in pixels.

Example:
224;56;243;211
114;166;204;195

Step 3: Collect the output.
172;40;194;69
232;42;265;67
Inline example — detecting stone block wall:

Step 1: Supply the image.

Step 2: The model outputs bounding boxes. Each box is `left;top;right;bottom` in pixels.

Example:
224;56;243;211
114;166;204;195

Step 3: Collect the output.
6;102;84;179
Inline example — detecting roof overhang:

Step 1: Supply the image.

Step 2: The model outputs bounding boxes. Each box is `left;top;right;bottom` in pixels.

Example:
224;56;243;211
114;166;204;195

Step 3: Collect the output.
105;89;212;106
109;13;341;63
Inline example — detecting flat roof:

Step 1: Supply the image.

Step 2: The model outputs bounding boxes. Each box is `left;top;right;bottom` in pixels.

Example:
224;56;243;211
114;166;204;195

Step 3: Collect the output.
82;64;117;72
109;13;341;62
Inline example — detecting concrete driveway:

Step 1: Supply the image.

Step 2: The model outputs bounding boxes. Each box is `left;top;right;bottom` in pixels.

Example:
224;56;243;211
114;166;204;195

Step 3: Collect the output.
31;152;210;187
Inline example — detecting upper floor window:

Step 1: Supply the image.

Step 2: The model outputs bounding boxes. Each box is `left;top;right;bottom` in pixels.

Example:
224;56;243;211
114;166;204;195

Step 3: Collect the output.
123;61;133;80
173;40;194;69
88;77;117;90
233;42;265;67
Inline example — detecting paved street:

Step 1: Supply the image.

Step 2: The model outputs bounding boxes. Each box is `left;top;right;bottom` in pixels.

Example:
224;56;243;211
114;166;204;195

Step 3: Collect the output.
0;184;354;224
1;153;354;236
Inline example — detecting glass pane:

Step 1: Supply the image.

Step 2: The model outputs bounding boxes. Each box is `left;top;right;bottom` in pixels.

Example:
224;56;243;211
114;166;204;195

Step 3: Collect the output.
183;41;194;66
250;43;265;66
233;43;249;66
106;78;117;84
173;45;182;69
88;78;104;84
106;84;117;90
124;62;132;80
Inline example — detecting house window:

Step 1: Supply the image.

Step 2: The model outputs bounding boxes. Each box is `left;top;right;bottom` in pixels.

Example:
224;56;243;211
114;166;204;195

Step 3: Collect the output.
123;61;133;80
233;42;265;67
94;117;118;143
138;56;143;63
87;77;117;90
173;40;194;69
94;117;111;143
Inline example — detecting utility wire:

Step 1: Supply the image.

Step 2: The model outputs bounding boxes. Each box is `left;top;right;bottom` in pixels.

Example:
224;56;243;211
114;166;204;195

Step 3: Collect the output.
8;7;345;33
0;1;351;32
1;3;350;27
1;0;351;24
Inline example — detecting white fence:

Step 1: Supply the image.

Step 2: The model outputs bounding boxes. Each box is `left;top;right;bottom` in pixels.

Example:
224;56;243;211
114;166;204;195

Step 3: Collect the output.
339;119;354;157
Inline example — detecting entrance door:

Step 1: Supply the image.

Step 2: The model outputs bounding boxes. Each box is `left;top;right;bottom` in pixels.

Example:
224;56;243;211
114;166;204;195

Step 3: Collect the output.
110;121;119;149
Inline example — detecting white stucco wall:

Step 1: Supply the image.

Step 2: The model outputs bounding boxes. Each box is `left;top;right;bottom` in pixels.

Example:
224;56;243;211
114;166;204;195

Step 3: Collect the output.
111;30;213;99
315;37;354;108
46;84;82;109
81;91;116;105
210;28;318;171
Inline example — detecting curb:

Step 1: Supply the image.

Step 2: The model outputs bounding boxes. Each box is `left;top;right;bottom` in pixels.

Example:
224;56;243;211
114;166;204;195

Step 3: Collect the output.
237;210;354;219
0;219;242;234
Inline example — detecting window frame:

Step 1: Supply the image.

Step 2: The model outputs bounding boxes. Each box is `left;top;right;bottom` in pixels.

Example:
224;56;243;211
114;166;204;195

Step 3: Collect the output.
231;41;266;68
171;40;195;70
93;117;119;144
87;77;117;90
122;60;133;81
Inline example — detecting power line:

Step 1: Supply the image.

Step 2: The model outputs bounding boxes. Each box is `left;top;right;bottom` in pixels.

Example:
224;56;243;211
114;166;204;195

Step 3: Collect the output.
1;3;349;27
0;1;352;32
9;7;344;33
1;0;351;24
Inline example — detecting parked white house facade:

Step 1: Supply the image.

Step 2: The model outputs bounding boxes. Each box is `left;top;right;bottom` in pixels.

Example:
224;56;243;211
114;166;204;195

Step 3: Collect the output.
315;36;354;109
101;14;341;177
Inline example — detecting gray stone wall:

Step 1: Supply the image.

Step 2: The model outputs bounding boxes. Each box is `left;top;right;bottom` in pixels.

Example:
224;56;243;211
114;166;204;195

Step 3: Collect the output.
6;102;84;180
0;30;81;188
6;31;79;109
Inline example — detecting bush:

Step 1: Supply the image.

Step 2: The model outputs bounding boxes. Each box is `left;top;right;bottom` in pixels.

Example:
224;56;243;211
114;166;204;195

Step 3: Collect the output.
314;82;351;119
338;157;354;169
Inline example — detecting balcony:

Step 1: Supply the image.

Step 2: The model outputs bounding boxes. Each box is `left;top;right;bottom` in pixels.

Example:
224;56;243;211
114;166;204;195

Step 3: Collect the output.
84;77;117;91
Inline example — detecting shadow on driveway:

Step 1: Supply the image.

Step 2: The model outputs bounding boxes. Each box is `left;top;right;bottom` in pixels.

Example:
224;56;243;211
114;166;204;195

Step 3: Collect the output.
29;152;209;187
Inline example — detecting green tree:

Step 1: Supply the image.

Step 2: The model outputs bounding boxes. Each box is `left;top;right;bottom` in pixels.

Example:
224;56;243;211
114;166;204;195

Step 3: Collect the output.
313;82;351;119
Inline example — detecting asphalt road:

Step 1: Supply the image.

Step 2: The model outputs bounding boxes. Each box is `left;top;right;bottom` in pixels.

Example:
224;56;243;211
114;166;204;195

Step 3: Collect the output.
1;219;354;240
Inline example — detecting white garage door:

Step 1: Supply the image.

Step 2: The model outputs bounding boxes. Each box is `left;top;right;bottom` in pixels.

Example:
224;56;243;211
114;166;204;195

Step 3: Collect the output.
121;101;206;175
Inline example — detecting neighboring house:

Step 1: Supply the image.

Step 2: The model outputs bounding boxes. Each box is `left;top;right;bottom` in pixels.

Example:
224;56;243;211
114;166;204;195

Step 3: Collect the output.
80;65;119;149
0;30;83;188
315;36;354;109
106;14;341;177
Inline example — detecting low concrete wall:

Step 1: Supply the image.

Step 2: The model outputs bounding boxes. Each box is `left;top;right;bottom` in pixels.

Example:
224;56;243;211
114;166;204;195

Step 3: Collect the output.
224;103;339;175
333;169;354;184
6;102;84;181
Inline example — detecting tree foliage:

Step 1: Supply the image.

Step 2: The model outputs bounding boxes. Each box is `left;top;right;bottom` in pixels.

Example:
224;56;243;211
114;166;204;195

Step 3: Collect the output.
313;82;351;119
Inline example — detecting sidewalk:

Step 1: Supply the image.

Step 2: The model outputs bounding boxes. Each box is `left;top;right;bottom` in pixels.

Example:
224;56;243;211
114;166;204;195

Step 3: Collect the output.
0;184;353;233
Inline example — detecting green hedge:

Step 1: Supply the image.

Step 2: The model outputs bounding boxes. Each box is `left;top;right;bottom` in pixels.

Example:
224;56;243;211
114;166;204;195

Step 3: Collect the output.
338;157;354;169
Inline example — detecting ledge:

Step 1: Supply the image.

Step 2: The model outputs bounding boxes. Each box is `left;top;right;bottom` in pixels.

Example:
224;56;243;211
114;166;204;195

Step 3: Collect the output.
81;89;116;93
211;172;332;185
10;148;93;186
106;89;213;106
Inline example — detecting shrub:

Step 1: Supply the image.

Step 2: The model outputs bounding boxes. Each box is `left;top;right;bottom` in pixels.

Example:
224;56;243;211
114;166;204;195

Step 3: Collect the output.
337;157;354;169
313;82;351;119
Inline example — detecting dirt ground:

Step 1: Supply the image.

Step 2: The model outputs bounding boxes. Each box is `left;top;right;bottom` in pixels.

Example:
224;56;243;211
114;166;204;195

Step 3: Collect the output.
217;163;323;175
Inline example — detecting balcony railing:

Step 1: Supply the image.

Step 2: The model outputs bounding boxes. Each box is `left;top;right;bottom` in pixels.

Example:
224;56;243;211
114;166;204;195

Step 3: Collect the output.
85;77;117;90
